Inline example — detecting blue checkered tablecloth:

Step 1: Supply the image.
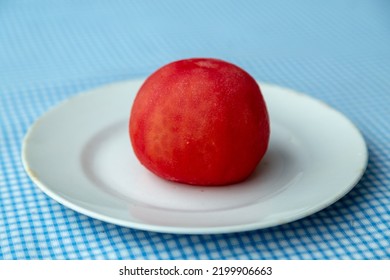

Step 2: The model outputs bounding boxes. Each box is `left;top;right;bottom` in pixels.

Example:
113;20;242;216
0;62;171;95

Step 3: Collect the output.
1;0;389;260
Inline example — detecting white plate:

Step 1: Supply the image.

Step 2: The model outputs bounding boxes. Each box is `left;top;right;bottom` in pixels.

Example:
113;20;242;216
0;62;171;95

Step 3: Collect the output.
22;79;368;234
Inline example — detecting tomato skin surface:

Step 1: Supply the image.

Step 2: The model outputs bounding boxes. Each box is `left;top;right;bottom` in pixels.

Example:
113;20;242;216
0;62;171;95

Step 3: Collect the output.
129;58;270;186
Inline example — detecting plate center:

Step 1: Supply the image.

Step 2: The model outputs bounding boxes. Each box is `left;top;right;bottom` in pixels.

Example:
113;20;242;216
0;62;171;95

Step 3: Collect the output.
81;120;306;212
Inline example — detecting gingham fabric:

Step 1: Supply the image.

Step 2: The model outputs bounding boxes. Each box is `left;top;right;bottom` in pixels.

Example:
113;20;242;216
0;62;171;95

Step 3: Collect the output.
1;0;389;260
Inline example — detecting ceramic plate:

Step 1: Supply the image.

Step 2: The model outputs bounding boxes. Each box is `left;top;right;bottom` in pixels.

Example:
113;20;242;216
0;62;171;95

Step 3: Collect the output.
22;79;368;234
